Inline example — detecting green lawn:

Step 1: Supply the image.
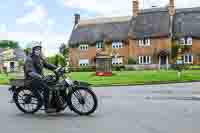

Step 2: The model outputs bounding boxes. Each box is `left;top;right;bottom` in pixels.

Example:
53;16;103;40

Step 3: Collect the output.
0;74;12;84
70;70;200;86
1;70;200;86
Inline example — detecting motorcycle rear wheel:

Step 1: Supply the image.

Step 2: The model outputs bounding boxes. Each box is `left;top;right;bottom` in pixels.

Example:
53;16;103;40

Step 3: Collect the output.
13;87;43;114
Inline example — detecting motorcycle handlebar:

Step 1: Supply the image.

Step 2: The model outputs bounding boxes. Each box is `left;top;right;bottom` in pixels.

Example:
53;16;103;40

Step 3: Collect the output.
53;67;67;80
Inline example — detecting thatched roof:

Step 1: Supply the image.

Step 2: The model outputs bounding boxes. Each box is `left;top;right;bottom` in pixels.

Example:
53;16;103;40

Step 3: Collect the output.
69;7;200;46
129;8;171;39
173;7;200;38
68;17;131;45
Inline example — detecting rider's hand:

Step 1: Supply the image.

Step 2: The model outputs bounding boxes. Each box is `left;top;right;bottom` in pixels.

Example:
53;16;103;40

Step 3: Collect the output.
54;67;60;74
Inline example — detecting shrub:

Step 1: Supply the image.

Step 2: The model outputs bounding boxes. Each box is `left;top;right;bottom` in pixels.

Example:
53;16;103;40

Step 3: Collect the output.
112;65;125;71
124;67;136;71
171;64;190;71
128;57;137;64
69;66;96;72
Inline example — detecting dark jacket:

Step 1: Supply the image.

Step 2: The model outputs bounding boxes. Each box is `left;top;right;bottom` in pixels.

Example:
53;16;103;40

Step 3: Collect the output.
24;54;56;79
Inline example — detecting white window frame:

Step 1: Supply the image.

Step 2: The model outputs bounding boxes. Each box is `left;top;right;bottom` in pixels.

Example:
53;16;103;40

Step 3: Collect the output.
183;54;193;64
187;37;192;45
112;41;123;49
180;37;192;46
138;56;151;64
79;59;89;66
96;42;103;49
79;44;89;51
112;57;123;65
138;38;151;47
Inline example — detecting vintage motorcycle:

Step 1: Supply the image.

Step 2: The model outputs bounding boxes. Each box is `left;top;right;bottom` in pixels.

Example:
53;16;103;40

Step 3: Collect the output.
8;67;98;115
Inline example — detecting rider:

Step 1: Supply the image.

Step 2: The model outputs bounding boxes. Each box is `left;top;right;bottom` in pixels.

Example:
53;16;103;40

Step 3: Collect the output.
24;42;57;113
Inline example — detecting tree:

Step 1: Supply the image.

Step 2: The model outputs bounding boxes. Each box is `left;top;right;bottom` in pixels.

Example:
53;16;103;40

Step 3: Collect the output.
57;54;66;67
47;55;56;66
59;43;69;67
59;43;69;57
24;48;31;56
128;57;137;64
172;40;190;79
18;59;24;72
0;40;20;49
47;54;66;67
24;43;32;56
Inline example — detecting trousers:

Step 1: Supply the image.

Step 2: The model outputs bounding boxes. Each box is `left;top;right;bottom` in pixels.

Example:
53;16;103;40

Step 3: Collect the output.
27;78;50;110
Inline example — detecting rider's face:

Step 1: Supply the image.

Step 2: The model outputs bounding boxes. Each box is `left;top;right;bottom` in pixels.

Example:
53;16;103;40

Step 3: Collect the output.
34;47;42;56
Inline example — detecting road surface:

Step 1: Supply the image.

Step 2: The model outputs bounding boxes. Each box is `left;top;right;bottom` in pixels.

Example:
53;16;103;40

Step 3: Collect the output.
0;82;199;133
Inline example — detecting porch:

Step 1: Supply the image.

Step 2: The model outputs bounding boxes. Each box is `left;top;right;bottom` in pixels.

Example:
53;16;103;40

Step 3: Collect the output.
157;49;170;70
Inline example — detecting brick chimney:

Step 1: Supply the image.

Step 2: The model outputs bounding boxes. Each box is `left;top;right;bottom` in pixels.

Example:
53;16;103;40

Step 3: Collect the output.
168;0;175;16
74;13;80;25
132;0;139;17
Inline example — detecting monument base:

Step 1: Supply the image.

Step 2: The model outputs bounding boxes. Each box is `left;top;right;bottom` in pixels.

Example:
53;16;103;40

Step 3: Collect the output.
96;72;112;76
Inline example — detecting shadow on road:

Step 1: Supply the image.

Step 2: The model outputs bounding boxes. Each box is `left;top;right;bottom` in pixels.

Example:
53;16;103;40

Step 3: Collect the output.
14;111;99;120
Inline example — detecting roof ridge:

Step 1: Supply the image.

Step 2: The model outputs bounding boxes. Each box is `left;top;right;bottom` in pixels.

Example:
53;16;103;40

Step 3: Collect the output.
78;6;200;26
78;16;131;26
176;6;200;13
140;7;168;14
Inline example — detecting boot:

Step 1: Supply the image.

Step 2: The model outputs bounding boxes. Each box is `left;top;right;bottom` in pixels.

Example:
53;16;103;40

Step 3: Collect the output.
45;101;57;113
45;95;57;114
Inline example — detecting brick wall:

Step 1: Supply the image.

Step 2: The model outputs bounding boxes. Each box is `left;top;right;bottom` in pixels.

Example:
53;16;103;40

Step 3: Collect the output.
129;37;171;64
192;39;200;64
69;38;187;67
69;41;129;67
111;41;129;64
69;48;79;67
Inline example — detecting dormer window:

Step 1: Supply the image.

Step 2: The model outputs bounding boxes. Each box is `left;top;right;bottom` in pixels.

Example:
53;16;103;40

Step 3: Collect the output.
79;44;88;51
96;42;103;49
179;37;192;46
112;41;123;49
139;38;150;46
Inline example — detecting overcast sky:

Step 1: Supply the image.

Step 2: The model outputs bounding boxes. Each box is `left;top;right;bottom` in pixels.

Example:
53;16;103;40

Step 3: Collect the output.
0;0;200;55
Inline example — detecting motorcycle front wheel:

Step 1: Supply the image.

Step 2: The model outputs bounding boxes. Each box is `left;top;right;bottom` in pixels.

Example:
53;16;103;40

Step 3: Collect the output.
13;87;43;114
68;87;98;116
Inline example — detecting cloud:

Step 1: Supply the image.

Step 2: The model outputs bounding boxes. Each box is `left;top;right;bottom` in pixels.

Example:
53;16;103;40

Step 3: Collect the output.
0;24;7;32
47;19;54;26
16;5;48;25
24;0;36;7
16;4;55;33
0;32;69;56
143;0;200;8
63;0;131;16
62;0;200;17
62;0;165;16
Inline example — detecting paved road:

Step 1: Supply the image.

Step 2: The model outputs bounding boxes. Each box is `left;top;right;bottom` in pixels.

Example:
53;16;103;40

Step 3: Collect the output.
0;83;199;133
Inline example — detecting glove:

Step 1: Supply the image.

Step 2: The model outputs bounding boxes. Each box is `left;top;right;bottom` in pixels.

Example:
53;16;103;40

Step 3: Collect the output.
54;67;61;74
55;67;60;72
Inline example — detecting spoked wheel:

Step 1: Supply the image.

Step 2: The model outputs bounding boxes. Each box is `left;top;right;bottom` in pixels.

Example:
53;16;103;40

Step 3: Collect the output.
13;87;42;114
68;87;98;116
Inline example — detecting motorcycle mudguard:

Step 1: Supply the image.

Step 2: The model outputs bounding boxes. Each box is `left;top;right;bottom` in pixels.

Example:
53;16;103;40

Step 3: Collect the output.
8;86;24;95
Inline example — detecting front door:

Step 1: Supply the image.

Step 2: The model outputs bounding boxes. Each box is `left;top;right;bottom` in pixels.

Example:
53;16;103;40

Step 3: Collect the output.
160;56;167;65
10;62;15;72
